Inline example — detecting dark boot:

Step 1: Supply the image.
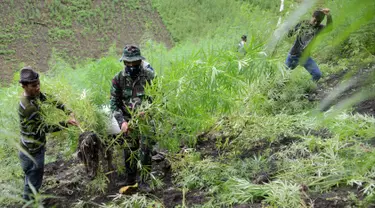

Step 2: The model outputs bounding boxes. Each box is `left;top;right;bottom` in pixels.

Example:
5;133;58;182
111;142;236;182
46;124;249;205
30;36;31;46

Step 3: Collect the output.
125;172;137;186
119;149;138;194
139;140;153;193
104;148;115;184
119;174;138;194
140;138;152;181
138;181;152;193
116;173;137;187
124;148;138;186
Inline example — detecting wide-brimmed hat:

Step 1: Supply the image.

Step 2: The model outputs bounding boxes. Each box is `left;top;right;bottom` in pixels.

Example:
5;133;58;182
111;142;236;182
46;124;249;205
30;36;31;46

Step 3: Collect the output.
19;66;39;83
119;45;145;62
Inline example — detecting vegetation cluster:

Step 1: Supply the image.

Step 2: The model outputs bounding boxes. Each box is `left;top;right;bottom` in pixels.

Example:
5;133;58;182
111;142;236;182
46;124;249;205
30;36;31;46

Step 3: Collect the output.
0;0;374;207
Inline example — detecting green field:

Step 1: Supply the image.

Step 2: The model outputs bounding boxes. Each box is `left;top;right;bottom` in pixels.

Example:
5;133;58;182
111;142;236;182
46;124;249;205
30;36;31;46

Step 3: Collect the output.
0;0;375;207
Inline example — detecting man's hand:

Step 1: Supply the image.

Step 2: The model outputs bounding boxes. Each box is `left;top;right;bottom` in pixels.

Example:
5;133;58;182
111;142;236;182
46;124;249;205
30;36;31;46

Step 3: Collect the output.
321;8;330;15
67;119;78;126
67;113;78;126
121;121;129;133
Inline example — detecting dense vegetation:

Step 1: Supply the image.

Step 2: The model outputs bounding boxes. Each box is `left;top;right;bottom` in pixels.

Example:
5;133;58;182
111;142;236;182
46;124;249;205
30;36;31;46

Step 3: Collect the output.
0;0;374;207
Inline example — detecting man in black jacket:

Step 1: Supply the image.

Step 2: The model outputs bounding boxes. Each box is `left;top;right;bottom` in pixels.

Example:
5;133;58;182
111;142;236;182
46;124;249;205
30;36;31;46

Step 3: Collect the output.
285;8;332;81
18;66;77;200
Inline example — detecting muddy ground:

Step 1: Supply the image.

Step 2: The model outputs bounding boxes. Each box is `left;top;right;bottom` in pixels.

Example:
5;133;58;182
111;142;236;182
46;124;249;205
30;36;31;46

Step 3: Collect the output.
34;137;365;208
315;64;375;116
35;149;206;208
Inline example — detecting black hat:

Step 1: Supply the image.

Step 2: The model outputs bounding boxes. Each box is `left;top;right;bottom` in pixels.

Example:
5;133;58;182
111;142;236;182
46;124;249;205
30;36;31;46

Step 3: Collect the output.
119;45;145;62
313;10;325;22
19;66;39;83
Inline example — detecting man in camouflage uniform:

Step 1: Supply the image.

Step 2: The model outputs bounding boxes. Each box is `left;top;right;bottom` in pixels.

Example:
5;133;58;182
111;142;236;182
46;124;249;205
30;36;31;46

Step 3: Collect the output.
285;8;332;81
110;45;155;193
18;67;77;200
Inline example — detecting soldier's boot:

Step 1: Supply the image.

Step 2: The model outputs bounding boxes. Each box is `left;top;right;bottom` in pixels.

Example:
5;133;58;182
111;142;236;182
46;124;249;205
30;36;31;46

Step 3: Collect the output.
119;148;138;194
139;143;152;193
104;148;115;185
138;181;151;193
119;175;138;194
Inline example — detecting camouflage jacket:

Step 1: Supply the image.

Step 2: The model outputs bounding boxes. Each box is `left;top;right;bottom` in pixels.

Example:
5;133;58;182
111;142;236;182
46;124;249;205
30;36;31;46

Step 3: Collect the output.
288;15;332;56
18;92;71;154
110;61;155;128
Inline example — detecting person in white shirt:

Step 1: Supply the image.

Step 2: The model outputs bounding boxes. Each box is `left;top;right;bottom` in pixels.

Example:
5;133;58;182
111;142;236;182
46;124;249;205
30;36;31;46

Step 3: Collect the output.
238;35;247;54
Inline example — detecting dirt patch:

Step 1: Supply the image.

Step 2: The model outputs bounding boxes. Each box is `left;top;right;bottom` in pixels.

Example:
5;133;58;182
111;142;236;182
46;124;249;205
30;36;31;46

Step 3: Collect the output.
42;158;87;207
315;65;375;116
196;134;220;158
196;128;244;159
22;150;208;208
0;0;173;85
355;99;375;116
162;188;207;208
238;135;301;159
307;186;360;208
196;118;248;158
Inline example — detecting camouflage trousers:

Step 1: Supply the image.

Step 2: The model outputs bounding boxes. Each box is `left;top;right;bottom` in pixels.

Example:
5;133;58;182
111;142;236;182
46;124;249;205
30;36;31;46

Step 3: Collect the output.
107;114;155;182
123;134;155;182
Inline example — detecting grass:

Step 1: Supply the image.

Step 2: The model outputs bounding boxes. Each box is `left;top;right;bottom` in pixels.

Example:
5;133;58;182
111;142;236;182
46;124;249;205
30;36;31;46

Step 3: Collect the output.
0;49;16;55
0;0;375;207
0;0;172;84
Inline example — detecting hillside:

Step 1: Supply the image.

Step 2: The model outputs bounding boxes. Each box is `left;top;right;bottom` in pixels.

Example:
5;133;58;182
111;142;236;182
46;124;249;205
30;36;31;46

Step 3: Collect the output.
0;0;173;85
0;0;375;207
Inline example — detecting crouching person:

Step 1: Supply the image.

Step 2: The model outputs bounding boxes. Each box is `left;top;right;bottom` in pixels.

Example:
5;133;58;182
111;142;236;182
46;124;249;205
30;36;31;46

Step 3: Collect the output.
109;45;155;193
18;66;78;201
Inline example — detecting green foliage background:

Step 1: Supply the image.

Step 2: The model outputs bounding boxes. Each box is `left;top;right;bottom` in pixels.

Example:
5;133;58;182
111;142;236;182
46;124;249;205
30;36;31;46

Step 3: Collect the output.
0;0;375;207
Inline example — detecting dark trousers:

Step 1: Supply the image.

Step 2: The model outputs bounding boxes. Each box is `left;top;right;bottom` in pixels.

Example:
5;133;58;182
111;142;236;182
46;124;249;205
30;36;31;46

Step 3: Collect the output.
19;147;45;200
124;135;153;183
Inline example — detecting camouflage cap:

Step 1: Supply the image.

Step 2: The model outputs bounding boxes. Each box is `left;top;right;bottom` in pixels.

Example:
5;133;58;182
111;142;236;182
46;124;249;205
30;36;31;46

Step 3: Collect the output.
19;66;39;83
119;45;145;62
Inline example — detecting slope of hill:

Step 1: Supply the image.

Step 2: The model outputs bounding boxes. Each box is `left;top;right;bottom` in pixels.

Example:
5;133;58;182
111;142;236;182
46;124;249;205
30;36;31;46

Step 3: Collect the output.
1;0;375;207
0;0;173;85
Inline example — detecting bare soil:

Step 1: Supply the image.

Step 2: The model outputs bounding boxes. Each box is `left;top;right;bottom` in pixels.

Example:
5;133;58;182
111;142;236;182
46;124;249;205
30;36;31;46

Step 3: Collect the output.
307;186;361;208
0;0;173;85
315;65;375;116
27;151;207;208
